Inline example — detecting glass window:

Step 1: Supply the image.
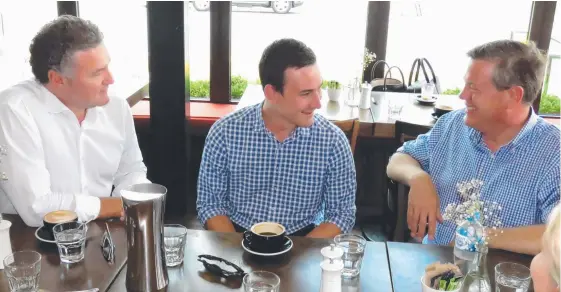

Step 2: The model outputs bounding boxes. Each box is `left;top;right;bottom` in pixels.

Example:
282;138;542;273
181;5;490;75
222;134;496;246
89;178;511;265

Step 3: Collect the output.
230;1;368;101
187;2;210;100
539;9;560;115
0;2;57;91
79;2;149;100
386;1;533;95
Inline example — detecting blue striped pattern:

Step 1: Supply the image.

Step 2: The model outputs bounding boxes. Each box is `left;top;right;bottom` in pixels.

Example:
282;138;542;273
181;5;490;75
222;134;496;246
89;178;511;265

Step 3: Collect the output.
197;103;357;234
399;109;560;245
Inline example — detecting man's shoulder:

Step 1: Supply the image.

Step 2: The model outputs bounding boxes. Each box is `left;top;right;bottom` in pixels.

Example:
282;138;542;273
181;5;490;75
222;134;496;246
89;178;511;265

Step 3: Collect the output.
210;103;259;133
0;79;43;110
311;114;348;141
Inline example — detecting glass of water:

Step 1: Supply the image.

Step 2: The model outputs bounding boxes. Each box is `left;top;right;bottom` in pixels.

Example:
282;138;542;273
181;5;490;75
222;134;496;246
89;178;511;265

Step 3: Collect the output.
334;234;366;278
387;98;404;120
243;271;280;292
495;262;531;292
3;250;41;292
53;221;87;264
163;224;188;267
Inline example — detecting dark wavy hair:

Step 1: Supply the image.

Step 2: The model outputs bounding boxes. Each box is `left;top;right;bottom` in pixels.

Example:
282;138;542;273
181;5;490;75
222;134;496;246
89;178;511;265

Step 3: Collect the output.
29;15;104;84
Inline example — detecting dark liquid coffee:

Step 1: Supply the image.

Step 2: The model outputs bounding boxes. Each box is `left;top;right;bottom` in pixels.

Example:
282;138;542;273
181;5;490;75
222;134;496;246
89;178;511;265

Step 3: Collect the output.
259;232;278;236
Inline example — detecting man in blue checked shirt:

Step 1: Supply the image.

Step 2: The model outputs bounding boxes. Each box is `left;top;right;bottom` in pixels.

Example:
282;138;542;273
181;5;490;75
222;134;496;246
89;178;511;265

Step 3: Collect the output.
387;40;560;255
196;38;356;238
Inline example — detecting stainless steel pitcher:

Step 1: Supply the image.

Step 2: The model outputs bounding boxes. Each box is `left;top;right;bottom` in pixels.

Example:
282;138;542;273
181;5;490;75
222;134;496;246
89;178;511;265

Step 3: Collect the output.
121;183;168;292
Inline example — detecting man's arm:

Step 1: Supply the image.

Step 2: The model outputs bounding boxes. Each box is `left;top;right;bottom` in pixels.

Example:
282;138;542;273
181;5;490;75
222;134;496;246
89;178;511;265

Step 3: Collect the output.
112;100;150;198
0;102;101;226
308;132;356;239
487;225;545;255
196;122;234;233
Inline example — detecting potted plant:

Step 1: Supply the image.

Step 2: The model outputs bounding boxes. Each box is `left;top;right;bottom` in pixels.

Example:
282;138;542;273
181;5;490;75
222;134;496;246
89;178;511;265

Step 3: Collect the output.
327;80;342;101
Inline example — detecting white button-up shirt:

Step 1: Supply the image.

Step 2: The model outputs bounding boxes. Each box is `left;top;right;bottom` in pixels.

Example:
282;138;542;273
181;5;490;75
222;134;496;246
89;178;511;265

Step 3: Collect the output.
0;79;149;226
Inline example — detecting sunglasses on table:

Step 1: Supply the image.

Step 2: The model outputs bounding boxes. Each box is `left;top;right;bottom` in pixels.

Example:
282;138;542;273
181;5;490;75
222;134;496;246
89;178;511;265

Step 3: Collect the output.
101;222;115;263
197;254;246;279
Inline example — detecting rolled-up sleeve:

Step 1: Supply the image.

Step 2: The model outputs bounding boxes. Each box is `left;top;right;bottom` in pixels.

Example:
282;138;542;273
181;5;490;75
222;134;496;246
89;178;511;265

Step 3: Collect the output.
323;131;357;233
537;162;560;223
196;122;230;225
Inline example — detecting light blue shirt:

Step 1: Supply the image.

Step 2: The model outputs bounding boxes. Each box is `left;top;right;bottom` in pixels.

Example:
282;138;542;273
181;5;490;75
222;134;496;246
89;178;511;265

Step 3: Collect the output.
399;109;560;245
197;103;357;234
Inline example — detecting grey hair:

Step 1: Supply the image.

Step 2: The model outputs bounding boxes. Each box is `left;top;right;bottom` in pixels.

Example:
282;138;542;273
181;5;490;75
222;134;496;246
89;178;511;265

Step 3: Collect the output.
29;15;104;83
467;40;546;104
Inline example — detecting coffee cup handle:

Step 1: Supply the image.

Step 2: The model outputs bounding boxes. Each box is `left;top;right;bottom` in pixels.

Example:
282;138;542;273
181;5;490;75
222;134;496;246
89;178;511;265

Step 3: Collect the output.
243;231;252;243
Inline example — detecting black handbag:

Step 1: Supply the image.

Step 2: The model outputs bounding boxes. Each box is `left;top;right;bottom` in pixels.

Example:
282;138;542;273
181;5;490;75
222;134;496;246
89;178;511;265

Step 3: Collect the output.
371;64;408;93
406;58;440;94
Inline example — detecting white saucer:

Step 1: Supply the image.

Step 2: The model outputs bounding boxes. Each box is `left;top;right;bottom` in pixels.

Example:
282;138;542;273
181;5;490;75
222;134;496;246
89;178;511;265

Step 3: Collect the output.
416;95;437;105
241;237;293;257
35;227;56;244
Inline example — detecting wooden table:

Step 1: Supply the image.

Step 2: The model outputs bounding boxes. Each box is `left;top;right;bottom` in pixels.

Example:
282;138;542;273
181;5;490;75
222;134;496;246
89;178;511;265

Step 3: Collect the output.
237;85;465;138
107;229;393;292
0;215;127;292
387;242;535;292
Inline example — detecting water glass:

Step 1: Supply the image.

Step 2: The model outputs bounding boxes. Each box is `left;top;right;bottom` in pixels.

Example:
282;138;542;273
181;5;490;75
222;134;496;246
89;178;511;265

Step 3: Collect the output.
422;83;435;99
387;99;404;119
53;221;87;264
334;234;366;278
163;224;188;267
3;251;41;292
495;262;531;292
243;271;280;292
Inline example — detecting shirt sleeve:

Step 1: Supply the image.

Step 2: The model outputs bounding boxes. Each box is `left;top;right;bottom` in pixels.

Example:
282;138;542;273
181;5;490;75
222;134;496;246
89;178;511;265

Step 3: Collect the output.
323;131;357;233
537;162;560;223
112;99;150;197
196;121;230;225
0;102;100;227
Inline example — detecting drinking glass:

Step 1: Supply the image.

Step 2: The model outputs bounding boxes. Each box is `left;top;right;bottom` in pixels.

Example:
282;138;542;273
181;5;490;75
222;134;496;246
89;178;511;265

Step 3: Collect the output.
387;98;404;119
334;234;366;278
53;221;87;264
3;251;41;292
494;262;531;292
421;83;435;99
243;271;280;292
163;224;188;267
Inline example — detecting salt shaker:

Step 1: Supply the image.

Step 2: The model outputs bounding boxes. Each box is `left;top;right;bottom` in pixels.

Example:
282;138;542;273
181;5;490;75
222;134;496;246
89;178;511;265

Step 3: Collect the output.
321;244;343;261
320;257;343;292
0;214;13;269
320;244;344;292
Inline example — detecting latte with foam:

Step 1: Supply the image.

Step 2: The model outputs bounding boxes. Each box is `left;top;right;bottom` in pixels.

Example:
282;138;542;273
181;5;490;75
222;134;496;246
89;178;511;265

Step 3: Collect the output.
44;210;77;224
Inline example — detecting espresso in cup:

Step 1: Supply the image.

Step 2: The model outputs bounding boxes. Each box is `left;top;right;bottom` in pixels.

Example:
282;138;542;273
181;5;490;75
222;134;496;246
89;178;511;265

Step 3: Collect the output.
243;222;288;253
43;210;78;240
433;104;454;118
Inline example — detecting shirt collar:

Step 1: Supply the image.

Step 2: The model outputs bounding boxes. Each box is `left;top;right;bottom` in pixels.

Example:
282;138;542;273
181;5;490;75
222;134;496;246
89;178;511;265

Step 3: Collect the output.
468;108;539;150
253;102;312;138
35;81;71;114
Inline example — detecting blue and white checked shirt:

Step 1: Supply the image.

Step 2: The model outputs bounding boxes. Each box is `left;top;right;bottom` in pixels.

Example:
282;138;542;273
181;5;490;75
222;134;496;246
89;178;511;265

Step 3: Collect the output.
196;103;357;234
399;109;560;245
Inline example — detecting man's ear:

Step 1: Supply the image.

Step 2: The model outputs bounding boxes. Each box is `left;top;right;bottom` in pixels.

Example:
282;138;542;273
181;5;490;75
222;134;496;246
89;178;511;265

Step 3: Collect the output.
47;69;65;87
264;84;280;104
506;85;524;104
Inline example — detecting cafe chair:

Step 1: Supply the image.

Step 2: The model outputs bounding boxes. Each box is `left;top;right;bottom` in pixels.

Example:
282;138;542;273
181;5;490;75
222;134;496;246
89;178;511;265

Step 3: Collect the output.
332;119;360;155
386;120;431;242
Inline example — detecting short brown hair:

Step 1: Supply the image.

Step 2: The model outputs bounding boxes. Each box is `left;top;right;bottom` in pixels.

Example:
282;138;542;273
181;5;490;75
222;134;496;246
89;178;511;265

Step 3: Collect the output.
467;40;546;104
29;15;104;84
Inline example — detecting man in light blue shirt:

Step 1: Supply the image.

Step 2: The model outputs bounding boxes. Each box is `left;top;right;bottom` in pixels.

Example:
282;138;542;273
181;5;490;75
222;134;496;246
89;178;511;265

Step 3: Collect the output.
387;40;559;255
197;38;356;238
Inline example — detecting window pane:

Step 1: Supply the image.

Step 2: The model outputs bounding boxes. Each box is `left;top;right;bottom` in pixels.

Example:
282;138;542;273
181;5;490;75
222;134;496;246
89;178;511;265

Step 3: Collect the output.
187;2;210;100
80;2;149;100
231;1;368;100
0;2;57;91
386;1;532;95
539;9;560;115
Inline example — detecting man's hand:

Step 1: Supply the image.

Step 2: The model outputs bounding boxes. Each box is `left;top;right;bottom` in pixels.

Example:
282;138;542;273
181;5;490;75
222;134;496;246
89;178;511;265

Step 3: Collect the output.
99;197;124;219
306;223;341;239
206;215;236;233
407;172;443;240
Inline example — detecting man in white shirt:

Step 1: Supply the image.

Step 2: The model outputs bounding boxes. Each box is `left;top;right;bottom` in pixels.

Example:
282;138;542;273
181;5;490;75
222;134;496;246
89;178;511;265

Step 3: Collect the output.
0;15;149;227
